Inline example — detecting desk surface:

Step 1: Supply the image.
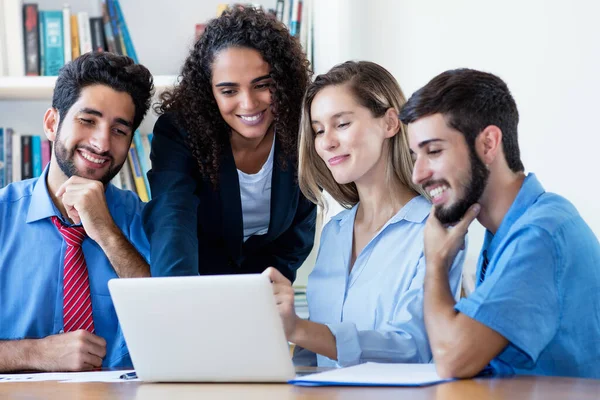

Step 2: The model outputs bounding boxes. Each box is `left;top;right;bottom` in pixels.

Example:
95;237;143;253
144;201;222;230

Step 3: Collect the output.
1;372;599;399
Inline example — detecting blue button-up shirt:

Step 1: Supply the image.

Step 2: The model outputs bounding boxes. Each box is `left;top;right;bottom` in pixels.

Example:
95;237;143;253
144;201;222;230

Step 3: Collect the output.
0;168;149;368
455;173;600;378
301;195;465;367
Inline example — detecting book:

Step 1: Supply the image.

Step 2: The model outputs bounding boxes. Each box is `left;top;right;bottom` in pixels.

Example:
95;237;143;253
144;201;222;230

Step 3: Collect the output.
20;134;31;180
113;0;137;61
290;0;301;36
119;156;135;192
40;138;50;171
3;0;26;76
101;1;117;53
22;3;40;76
133;132;150;197
4;128;13;184
282;0;291;28
128;142;149;201
77;12;92;55
105;0;124;55
62;4;71;63
0;128;4;187
275;0;284;22
89;17;106;52
11;131;20;182
39;10;65;76
31;134;42;177
299;0;309;49
70;14;80;60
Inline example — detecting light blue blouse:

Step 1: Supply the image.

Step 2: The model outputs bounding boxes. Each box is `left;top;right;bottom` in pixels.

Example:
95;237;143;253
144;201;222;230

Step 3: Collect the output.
301;195;465;367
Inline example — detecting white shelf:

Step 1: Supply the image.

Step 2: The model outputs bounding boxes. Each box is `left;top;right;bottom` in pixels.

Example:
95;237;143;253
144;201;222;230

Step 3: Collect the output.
0;75;179;100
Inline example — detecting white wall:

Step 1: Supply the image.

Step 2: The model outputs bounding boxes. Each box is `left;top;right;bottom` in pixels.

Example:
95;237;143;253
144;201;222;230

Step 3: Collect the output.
313;0;600;282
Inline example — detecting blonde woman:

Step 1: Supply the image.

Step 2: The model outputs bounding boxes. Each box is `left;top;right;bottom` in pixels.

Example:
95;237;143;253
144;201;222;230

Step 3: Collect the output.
265;61;465;367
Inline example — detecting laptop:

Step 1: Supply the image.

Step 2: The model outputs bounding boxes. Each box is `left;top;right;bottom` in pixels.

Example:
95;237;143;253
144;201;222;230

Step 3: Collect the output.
108;274;296;382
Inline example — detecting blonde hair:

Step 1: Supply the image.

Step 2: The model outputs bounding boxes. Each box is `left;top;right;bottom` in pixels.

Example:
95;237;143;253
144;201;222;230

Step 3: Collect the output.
298;61;428;210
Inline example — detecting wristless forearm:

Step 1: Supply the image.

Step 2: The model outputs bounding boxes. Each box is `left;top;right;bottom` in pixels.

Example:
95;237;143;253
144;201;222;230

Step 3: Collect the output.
0;339;39;372
97;229;150;278
291;319;337;361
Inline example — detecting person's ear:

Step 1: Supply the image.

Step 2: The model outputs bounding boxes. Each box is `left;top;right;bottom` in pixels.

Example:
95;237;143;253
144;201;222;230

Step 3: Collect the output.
43;108;60;142
383;108;400;139
475;125;502;165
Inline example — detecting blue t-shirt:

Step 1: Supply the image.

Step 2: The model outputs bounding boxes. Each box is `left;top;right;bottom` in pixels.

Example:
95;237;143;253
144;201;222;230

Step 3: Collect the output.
0;168;150;368
455;173;600;378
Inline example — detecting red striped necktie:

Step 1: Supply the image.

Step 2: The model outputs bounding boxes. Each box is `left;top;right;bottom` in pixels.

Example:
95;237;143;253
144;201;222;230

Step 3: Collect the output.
51;216;95;333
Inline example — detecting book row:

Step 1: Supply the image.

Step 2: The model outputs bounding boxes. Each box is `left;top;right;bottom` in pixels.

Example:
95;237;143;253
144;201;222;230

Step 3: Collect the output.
0;128;153;202
0;0;136;77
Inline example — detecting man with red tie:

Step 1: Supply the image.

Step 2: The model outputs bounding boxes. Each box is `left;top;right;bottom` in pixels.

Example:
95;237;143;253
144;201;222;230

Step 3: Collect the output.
0;52;154;371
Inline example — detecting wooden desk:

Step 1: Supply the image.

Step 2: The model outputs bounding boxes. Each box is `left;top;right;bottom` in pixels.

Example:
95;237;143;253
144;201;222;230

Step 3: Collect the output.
1;372;599;399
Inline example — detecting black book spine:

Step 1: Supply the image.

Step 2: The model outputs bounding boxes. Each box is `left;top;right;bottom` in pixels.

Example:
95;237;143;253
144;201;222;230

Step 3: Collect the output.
21;135;32;180
22;3;40;76
90;17;107;52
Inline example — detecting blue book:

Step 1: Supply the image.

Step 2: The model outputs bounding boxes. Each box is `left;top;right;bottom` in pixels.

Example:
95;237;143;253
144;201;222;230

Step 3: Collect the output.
113;0;138;62
39;11;65;76
106;0;124;55
31;136;43;178
4;128;13;185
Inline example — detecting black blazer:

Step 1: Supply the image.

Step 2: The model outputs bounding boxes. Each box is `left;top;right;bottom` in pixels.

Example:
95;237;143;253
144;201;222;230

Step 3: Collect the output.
142;114;316;282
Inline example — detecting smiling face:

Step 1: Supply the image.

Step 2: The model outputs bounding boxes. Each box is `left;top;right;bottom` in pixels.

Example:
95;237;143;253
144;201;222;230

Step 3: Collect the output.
211;47;275;141
408;113;489;224
45;84;135;185
310;84;395;186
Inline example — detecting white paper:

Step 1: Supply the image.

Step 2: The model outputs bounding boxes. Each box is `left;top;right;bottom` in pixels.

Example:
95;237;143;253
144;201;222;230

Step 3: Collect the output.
0;369;137;383
290;362;452;386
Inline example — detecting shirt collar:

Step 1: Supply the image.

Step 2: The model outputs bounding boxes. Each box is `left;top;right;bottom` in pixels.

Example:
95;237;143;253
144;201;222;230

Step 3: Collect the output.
26;166;60;224
332;195;430;227
487;173;545;256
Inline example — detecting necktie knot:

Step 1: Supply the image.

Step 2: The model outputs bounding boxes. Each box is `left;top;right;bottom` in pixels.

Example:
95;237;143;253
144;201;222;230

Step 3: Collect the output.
51;216;86;247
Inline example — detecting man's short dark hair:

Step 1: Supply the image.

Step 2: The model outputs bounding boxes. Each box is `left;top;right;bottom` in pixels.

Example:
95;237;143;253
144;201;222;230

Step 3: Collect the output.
399;68;524;173
52;52;154;132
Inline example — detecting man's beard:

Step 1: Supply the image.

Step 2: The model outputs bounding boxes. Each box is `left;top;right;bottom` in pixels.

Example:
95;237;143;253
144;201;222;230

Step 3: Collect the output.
54;132;121;185
435;148;489;225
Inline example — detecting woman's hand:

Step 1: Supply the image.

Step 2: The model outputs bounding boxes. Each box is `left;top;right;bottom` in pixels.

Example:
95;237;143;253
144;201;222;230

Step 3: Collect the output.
263;267;300;341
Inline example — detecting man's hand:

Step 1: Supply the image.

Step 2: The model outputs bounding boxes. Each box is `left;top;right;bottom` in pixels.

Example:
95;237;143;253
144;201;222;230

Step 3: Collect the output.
56;176;119;244
34;330;107;372
263;267;300;341
424;203;480;270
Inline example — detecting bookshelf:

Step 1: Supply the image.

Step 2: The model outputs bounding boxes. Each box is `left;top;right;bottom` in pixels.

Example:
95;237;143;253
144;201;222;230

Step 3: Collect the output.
0;0;317;288
0;75;179;100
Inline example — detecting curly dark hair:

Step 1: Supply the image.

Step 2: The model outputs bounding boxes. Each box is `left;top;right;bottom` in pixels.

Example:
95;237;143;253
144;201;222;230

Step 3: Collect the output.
156;5;311;185
53;52;154;133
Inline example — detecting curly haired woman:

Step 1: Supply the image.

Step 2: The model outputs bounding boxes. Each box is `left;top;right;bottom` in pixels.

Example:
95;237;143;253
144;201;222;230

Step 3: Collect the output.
142;6;316;280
